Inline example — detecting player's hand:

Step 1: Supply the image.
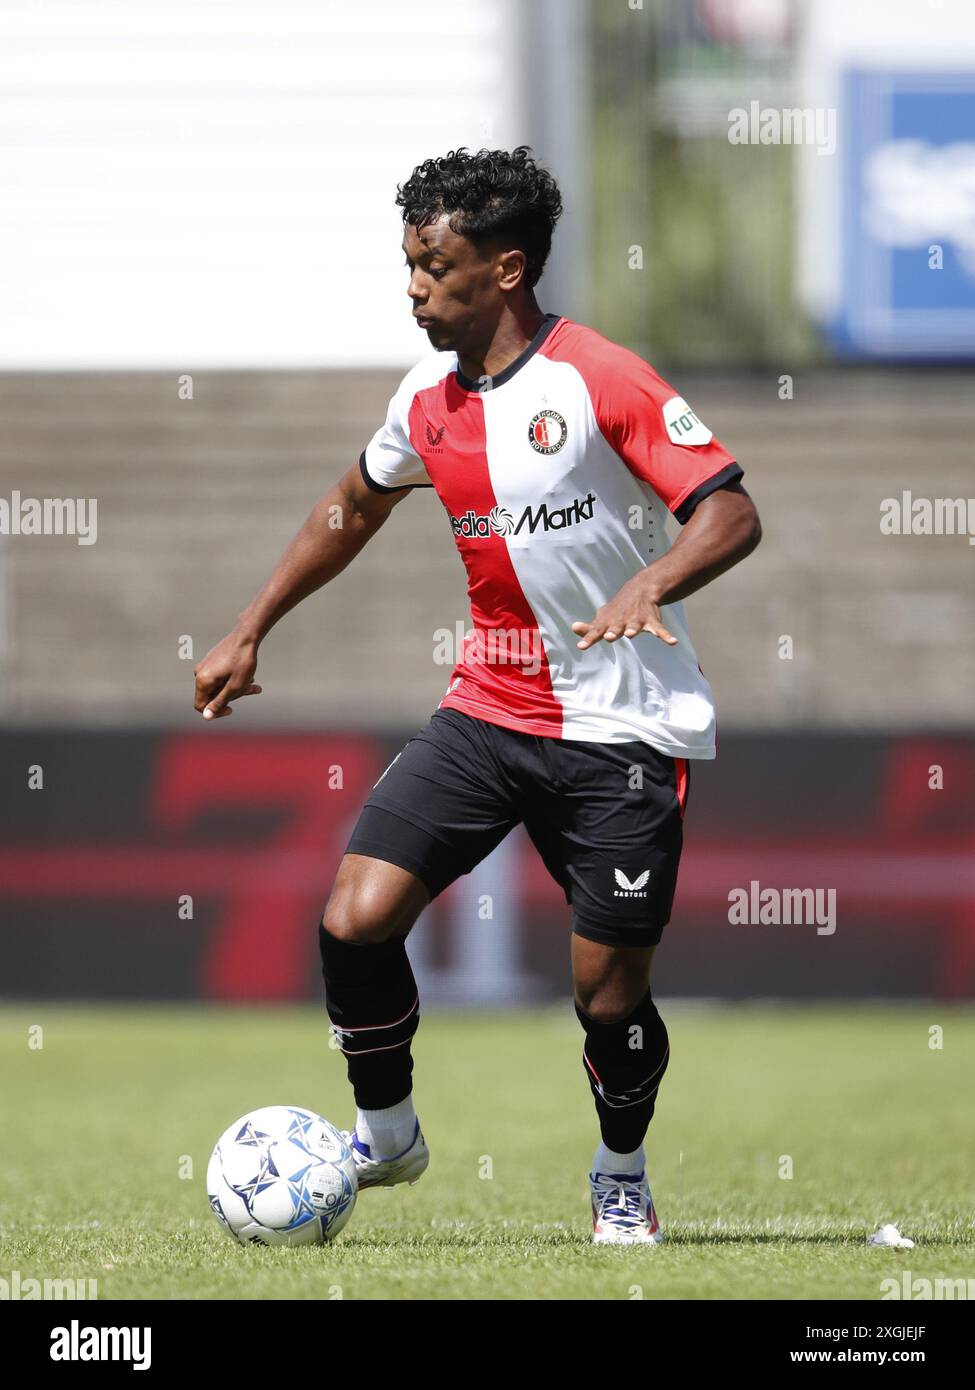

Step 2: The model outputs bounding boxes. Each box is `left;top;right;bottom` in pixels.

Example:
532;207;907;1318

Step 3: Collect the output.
571;576;678;650
194;630;263;720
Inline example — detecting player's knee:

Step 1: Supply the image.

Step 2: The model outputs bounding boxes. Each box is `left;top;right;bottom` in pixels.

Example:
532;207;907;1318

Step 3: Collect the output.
320;882;399;946
320;903;391;946
574;986;644;1025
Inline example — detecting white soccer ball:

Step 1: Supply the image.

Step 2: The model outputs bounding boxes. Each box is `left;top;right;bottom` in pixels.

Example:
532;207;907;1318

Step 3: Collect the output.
207;1105;358;1246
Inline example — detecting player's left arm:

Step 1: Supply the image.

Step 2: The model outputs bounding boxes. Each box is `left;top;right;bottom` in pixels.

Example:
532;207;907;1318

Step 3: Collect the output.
572;480;761;649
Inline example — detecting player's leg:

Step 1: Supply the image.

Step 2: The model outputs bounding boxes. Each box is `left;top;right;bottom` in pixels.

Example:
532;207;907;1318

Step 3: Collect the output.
320;709;521;1185
570;926;674;1245
319;850;431;1180
525;740;689;1242
572;936;657;1018
571;934;669;1175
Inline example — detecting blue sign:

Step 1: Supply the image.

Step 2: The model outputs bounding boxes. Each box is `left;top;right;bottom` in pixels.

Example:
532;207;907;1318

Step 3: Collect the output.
838;70;975;357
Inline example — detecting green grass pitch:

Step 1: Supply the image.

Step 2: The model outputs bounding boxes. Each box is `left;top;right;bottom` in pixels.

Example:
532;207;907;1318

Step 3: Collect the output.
2;1002;973;1300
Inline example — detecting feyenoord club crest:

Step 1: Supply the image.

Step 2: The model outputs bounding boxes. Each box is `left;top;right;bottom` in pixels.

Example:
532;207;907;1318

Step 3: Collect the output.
528;409;567;454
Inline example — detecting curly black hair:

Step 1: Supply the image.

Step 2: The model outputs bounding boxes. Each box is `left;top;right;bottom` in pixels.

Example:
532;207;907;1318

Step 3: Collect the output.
395;146;563;290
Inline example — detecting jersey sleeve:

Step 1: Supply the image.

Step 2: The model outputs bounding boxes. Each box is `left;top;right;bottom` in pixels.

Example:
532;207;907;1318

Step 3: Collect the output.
591;349;743;523
359;377;433;493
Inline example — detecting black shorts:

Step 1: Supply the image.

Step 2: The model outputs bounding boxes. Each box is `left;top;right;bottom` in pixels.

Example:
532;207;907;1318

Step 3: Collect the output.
344;707;691;948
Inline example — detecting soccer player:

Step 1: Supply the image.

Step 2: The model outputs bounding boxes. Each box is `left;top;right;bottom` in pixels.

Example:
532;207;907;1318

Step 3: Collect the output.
194;147;761;1245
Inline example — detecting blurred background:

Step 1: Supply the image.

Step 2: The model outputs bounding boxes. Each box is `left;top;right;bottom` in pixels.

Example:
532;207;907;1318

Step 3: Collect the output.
1;0;973;1007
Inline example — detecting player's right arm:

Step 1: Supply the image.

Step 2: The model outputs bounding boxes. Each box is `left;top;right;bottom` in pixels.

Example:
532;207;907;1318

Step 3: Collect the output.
193;462;412;720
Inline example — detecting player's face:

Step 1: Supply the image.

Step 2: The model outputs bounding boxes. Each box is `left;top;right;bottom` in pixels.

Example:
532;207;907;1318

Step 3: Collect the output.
402;217;506;353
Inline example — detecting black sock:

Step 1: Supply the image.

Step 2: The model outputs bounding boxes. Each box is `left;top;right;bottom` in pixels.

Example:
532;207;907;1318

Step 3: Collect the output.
319;923;419;1110
574;988;670;1155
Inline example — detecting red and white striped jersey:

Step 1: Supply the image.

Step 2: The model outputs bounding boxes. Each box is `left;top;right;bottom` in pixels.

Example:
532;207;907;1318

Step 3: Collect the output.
359;313;742;758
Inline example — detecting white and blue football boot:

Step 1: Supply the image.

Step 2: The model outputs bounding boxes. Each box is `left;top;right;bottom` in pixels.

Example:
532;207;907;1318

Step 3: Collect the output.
341;1119;429;1190
590;1169;664;1245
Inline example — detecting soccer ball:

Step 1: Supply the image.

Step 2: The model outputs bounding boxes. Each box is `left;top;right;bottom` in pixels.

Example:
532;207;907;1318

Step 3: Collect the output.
207;1105;357;1246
